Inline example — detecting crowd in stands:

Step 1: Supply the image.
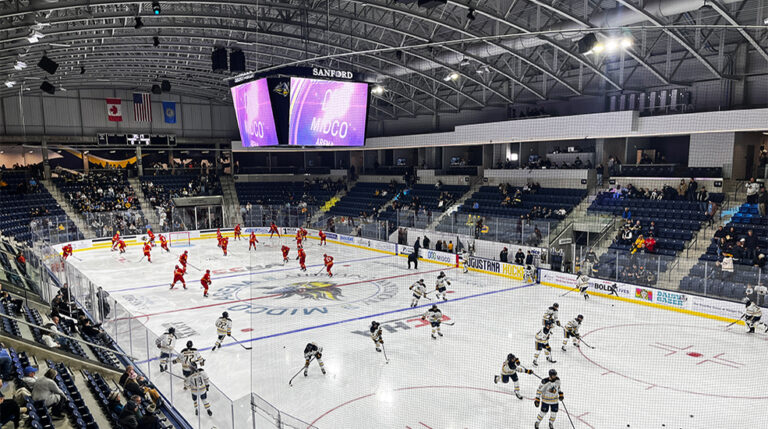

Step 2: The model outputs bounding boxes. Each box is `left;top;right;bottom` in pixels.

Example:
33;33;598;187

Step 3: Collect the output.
490;182;568;222
141;172;222;231
57;169;140;213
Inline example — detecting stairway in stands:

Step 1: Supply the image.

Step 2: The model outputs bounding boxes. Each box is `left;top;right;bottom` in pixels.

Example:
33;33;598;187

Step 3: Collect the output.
41;179;96;239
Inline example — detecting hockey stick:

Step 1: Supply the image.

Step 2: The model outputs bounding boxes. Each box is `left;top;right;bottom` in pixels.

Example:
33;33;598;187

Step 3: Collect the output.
289;358;313;386
136;255;146;263
186;262;201;272
560;399;577;429
725;314;744;328
381;343;389;364
229;334;252;350
441;321;455;326
314;266;326;276
578;337;595;350
559;288;579;297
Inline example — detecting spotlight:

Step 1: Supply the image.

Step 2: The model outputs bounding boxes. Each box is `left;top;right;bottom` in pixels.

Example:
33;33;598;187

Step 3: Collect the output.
605;39;618;52
447;72;460;81
372;85;385;95
4;81;16;88
764;17;768;25
591;43;604;54
621;37;633;49
153;36;160;47
14;61;27;70
152;1;161;15
466;8;476;21
134;17;144;29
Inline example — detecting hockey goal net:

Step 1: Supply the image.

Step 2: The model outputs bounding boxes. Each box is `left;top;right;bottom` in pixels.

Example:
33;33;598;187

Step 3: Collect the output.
169;231;191;247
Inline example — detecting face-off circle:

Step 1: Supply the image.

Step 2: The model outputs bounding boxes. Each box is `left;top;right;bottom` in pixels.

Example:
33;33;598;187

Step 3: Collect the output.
578;323;768;400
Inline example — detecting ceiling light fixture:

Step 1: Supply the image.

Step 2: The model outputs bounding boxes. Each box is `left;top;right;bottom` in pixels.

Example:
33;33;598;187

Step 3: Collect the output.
372;85;385;95
466;8;476;21
152;1;161;15
620;37;633;49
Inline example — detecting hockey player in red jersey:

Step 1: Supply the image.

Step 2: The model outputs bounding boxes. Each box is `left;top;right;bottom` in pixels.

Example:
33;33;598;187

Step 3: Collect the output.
298;247;307;272
216;228;222;247
179;250;188;272
159;234;170;252
221;237;229;256
249;231;259;250
143;241;152;263
295;229;304;248
111;232;120;251
117;239;126;254
269;222;280;238
234;224;242;240
170;265;187;289
147;228;156;247
61;244;73;260
201;270;212;298
281;245;290;264
323;254;334;277
318;230;327;246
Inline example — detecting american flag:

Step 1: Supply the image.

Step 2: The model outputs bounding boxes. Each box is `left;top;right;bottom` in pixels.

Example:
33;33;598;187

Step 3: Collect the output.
133;92;152;122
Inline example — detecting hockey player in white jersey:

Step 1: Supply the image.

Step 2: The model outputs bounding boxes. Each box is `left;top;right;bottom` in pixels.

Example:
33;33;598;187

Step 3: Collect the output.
744;299;767;333
576;273;590;300
175;340;204;377
409;279;428;307
303;342;326;376
542;303;561;328
562;315;584;351
370;321;384;352
534;369;563;429
422;305;444;339
435;272;451;301
184;364;212;416
493;353;533;399
533;326;556;366
459;252;469;273
212;311;232;351
155;327;176;372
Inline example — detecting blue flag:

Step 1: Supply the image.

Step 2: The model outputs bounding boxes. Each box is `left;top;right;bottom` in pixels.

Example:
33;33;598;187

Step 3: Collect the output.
162;101;176;124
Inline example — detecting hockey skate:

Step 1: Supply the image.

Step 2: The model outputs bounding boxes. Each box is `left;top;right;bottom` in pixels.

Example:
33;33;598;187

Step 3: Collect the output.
303;369;308;377
546;356;556;363
549;422;554;429
534;421;540;429
437;331;443;337
207;410;213;416
532;360;538;367
494;375;499;384
321;368;326;375
515;391;523;400
431;333;437;339
376;347;382;352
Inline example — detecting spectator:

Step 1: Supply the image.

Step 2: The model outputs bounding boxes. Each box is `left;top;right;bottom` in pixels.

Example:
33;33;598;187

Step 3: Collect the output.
744;230;759;260
596;164;604;187
32;368;67;420
525;251;534;267
20;367;37;391
107;390;124;415
686;177;698;201
0;291;22;316
120;366;162;407
119;400;140;429
677;179;688;198
622;207;631;220
515;249;525;265
713;226;726;239
472;201;480;211
755;253;766;269
41;317;63;348
704;200;718;226
499;247;508;263
697;186;708;202
745;284;755;303
414;238;421;254
0;344;10;380
0;379;24;429
422;235;430;250
447;241;454;253
758;187;768;217
746;178;760;204
435;241;443;252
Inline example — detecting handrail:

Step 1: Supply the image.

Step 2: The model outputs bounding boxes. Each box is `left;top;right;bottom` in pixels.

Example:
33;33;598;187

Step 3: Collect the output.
0;311;136;361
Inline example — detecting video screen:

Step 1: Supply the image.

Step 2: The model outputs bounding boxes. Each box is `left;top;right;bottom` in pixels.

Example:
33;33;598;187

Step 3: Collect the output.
288;77;368;146
231;79;279;147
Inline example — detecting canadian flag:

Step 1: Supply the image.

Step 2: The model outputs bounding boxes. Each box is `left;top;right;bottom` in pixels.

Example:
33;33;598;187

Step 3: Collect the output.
106;98;122;122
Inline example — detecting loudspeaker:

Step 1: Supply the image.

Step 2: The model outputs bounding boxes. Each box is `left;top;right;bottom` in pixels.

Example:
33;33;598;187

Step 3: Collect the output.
151;84;162;95
40;81;55;94
38;56;58;74
212;48;227;72
417;0;447;7
161;80;171;92
230;49;245;73
578;34;598;54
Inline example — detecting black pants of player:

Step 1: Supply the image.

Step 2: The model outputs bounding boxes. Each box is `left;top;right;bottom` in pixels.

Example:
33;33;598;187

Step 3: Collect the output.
408;253;418;269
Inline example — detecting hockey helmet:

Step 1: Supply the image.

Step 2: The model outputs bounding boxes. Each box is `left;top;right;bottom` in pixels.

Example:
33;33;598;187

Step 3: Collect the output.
438;271;445;278
167;327;176;335
548;369;557;378
206;269;210;273
576;314;584;321
745;299;752;306
506;353;516;362
552;303;559;309
175;265;179;269
222;312;229;318
186;340;193;348
431;304;438;310
371;321;379;327
323;254;327;257
183;250;188;254
419;279;425;283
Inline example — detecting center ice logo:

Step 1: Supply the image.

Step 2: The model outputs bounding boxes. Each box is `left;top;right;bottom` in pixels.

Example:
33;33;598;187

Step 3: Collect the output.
264;280;344;301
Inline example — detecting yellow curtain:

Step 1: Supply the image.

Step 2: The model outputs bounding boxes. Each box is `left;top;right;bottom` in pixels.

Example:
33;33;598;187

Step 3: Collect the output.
63;148;146;168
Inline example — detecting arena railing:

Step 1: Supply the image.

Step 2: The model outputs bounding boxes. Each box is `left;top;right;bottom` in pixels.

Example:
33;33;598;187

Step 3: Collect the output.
435;211;554;248
241;204;316;229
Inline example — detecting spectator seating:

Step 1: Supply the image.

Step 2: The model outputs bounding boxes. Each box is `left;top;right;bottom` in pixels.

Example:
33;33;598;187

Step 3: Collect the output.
459;186;585;219
328;182;404;218
236;180;340;207
0;171;76;243
53;170;141;213
614;165;722;177
140;173;222;209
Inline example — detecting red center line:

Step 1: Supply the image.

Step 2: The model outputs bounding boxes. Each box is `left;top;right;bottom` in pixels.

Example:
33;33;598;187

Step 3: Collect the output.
419;423;434;429
114;266;454;320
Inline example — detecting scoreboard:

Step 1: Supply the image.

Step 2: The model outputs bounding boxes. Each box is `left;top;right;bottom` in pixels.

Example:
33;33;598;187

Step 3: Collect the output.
97;133;177;146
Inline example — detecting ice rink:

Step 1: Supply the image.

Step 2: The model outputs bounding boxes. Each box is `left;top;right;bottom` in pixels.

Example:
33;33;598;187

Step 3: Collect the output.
67;234;767;428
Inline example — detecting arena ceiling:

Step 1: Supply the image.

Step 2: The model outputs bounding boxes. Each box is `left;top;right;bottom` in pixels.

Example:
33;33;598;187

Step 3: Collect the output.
0;0;767;120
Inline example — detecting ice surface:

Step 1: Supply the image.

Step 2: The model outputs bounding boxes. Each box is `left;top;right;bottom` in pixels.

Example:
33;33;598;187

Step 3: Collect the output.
69;236;767;428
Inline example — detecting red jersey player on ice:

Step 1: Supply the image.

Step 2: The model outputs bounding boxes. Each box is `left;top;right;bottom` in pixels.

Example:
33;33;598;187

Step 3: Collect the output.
221;237;229;256
323;254;334;277
295;229;304;248
249;231;259;250
170;265;186;289
179;250;188;272
216;228;223;247
234;224;242;240
269;222;280;238
147;228;156;247
298;247;307;272
111;231;120;251
201;270;212;297
159;234;170;252
281;245;290;264
61;244;73;260
117;239;126;254
143;241;152;263
318;230;327;246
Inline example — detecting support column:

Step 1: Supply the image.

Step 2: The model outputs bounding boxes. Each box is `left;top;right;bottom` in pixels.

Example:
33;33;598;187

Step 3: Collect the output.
168;150;174;174
136;145;144;176
41;138;51;179
83;151;89;174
